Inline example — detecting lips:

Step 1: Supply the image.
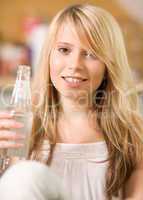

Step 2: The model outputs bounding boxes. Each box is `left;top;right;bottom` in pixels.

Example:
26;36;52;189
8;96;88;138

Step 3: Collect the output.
61;76;88;88
62;76;87;81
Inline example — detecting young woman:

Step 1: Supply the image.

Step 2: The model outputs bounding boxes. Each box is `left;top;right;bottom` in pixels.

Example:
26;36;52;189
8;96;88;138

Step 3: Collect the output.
0;4;143;200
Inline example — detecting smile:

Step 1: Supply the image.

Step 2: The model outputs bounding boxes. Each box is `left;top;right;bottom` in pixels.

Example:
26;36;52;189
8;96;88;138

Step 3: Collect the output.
62;76;88;88
62;76;87;83
64;77;86;83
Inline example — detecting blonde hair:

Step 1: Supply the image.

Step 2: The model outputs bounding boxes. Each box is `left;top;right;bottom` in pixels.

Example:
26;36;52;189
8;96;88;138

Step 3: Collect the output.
29;4;143;199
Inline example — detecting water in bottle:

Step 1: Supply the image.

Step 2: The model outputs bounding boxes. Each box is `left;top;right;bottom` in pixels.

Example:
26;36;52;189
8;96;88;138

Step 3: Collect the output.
7;65;33;159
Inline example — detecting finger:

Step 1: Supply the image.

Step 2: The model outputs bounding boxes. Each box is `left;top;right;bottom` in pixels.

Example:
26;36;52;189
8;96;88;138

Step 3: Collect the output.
0;141;24;149
0;119;24;129
0;112;13;119
0;130;26;140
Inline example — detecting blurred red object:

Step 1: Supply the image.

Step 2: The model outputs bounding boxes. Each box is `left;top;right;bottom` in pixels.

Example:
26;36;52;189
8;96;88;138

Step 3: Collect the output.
23;16;42;36
0;42;31;77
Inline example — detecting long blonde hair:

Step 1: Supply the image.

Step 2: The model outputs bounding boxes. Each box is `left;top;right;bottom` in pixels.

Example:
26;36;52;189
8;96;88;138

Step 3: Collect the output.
29;4;143;199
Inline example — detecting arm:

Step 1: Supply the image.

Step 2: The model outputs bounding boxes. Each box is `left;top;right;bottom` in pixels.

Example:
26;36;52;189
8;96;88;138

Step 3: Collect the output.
123;162;143;200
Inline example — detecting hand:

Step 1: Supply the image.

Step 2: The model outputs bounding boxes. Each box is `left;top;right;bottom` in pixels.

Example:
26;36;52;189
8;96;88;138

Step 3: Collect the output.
0;111;25;150
0;111;26;174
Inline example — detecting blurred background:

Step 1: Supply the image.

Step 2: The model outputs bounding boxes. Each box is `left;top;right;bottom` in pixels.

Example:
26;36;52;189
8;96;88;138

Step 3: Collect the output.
0;0;143;110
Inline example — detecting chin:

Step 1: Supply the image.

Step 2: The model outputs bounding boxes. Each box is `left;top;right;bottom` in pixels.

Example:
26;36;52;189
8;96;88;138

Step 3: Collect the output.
59;89;90;105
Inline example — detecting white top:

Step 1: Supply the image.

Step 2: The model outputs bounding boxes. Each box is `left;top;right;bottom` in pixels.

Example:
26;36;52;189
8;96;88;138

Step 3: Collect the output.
39;141;121;200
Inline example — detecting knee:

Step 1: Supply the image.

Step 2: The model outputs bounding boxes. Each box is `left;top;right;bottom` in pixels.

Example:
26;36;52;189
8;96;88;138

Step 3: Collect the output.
0;161;67;200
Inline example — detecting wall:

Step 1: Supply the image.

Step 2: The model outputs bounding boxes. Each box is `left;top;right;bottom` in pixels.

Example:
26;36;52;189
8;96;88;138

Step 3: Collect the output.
0;0;143;77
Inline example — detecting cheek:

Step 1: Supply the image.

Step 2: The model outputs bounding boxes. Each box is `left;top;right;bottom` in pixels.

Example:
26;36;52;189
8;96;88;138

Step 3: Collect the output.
50;65;57;80
50;53;61;79
50;66;59;90
90;62;106;87
49;65;58;90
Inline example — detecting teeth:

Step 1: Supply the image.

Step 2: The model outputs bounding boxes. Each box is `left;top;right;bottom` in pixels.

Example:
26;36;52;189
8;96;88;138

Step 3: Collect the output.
64;77;83;83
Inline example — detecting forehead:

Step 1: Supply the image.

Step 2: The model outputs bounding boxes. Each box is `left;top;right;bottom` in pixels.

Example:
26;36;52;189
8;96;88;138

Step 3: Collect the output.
55;22;91;49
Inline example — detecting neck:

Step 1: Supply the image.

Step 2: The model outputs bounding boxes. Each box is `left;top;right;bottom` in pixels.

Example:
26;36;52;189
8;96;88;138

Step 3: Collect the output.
57;96;104;143
59;95;92;121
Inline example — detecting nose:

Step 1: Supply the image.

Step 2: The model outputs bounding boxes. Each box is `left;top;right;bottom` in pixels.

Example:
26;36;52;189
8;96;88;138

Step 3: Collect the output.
67;51;84;71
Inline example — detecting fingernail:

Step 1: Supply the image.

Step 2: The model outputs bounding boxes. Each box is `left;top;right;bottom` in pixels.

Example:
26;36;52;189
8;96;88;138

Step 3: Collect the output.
17;143;24;147
15;122;24;128
0;112;12;117
21;135;26;139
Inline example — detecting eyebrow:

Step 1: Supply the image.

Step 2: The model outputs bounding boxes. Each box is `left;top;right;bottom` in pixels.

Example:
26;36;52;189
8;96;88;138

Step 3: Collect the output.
56;42;89;51
56;42;74;47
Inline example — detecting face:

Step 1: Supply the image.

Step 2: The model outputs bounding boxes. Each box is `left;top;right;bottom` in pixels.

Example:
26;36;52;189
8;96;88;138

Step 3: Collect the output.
50;23;106;105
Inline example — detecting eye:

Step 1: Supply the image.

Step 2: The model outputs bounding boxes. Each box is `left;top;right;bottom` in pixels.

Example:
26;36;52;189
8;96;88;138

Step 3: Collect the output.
83;51;96;59
57;47;71;55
